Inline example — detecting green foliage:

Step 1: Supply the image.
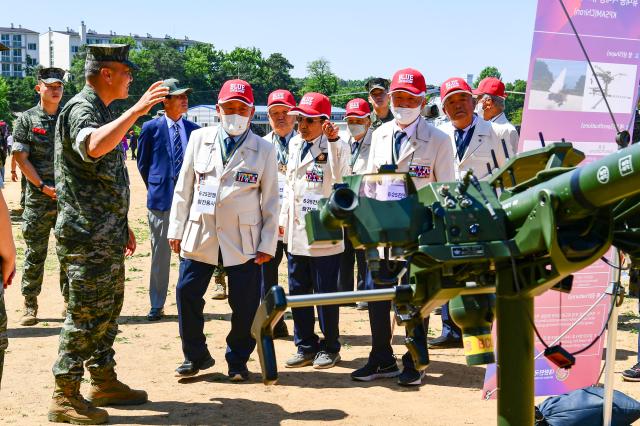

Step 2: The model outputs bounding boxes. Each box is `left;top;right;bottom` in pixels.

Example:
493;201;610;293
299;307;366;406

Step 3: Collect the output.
474;66;502;87
505;79;527;125
0;77;10;123
300;58;339;97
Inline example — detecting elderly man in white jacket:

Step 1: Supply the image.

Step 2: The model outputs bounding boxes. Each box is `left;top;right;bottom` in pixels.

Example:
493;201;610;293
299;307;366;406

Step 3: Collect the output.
167;79;279;382
280;92;350;370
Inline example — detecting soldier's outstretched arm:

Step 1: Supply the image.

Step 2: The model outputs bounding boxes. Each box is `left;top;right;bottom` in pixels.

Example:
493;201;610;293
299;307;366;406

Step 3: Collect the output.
0;190;15;288
85;81;168;159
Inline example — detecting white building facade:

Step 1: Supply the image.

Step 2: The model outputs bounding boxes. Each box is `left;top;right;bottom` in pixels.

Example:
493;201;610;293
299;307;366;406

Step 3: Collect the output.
0;24;39;77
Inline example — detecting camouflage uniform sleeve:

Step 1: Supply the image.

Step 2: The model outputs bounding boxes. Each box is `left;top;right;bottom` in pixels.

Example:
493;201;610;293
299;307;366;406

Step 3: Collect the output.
11;113;31;154
68;102;102;163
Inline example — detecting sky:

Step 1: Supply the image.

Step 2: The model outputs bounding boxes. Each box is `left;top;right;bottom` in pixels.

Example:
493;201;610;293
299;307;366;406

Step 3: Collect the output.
5;0;539;85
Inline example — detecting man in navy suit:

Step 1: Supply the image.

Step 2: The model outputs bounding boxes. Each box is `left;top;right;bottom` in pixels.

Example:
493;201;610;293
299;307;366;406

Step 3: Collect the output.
137;78;199;321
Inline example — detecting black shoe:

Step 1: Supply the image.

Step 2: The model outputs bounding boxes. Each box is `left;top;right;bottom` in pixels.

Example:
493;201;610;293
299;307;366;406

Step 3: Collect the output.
398;367;426;386
622;363;640;382
428;335;463;349
228;369;250;382
175;354;215;377
351;361;400;381
273;321;289;339
147;308;164;321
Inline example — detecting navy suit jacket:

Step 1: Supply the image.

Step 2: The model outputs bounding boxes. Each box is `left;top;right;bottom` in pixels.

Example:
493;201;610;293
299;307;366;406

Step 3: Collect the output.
137;115;200;211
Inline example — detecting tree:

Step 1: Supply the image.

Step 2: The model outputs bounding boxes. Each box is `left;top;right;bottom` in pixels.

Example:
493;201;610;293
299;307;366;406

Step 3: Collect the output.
331;78;368;108
474;66;502;87
183;43;224;106
505;79;527;125
531;60;554;91
0;77;11;123
300;58;338;97
263;53;297;97
6;76;37;113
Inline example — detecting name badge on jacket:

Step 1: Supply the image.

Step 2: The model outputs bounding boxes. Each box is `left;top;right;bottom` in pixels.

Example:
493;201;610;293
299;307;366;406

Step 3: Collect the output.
235;171;259;184
306;169;324;183
409;164;431;178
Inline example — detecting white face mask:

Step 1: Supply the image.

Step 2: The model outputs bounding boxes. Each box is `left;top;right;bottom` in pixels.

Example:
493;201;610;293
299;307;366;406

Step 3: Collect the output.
220;113;250;136
347;123;366;139
391;105;422;125
475;99;485;117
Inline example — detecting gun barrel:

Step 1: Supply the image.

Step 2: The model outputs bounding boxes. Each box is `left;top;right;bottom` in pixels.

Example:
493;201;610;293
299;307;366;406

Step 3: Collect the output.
503;143;640;227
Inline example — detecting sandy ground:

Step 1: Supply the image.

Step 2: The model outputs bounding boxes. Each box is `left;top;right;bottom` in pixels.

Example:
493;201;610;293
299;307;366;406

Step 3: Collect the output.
1;159;640;425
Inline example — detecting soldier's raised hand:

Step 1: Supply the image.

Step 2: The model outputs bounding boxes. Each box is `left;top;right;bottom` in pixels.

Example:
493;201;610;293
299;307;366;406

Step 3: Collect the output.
322;121;340;141
131;81;169;117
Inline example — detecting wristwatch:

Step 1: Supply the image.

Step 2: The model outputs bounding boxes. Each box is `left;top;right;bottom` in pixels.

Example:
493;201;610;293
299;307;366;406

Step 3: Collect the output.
38;182;45;192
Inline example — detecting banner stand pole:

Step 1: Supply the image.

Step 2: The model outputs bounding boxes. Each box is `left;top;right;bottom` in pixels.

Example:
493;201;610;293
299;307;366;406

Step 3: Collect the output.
602;249;621;426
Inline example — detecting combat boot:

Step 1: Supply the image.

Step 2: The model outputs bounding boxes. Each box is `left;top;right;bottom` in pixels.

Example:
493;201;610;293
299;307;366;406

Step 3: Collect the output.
48;380;108;425
87;369;147;407
20;298;38;326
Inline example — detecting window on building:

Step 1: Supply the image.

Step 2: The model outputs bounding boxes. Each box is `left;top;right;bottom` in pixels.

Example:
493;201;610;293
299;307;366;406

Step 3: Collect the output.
28;43;36;50
1;49;8;60
1;63;10;76
14;64;22;72
12;34;21;47
12;49;21;61
71;45;79;53
0;34;9;44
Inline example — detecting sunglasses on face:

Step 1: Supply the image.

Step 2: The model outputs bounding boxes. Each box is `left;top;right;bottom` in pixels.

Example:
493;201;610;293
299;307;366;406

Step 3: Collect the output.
296;116;324;125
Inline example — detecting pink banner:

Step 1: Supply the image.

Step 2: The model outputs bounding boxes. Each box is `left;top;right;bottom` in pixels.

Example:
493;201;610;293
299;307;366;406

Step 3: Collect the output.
483;0;640;398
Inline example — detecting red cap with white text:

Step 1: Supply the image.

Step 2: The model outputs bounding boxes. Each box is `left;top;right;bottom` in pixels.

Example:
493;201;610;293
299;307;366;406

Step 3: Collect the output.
389;68;427;96
473;77;507;98
218;79;254;106
288;92;331;118
440;77;473;104
345;98;371;118
267;89;296;109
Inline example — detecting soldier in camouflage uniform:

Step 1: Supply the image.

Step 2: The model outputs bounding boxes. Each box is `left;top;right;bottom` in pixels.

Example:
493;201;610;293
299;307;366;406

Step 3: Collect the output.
48;44;169;425
12;67;68;326
365;78;393;130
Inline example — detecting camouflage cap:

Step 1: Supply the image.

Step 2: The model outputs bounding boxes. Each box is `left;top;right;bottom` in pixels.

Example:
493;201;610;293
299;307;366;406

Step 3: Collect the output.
161;78;192;96
0;42;8;52
365;77;390;93
38;67;66;84
85;44;139;71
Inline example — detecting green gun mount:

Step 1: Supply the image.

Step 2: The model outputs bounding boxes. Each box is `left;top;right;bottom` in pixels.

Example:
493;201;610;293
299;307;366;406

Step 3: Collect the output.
251;141;640;426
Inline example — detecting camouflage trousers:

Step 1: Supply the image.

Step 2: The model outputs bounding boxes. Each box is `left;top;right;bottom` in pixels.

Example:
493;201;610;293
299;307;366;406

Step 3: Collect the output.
52;240;125;384
21;205;68;305
0;287;7;388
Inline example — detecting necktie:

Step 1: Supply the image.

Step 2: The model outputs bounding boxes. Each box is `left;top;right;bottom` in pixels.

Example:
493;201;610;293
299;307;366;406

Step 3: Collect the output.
223;136;236;164
351;141;360;156
455;128;466;161
172;123;183;178
300;141;312;161
393;131;406;160
277;135;288;164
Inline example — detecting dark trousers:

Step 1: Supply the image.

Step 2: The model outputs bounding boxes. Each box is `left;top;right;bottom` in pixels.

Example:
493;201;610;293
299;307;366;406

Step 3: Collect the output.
439;302;462;340
261;241;287;329
287;253;341;354
176;257;261;372
338;231;366;292
365;260;428;369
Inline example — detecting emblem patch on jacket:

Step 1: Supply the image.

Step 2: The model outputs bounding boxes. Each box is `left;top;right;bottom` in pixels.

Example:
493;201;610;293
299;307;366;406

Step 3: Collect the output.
305;169;324;182
315;153;327;163
235;171;259;184
32;127;47;135
409;164;431;178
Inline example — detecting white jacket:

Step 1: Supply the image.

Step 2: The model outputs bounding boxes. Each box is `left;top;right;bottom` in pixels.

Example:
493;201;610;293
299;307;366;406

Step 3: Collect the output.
167;127;279;266
280;133;350;256
438;117;512;180
489;112;519;155
367;118;456;189
348;128;373;176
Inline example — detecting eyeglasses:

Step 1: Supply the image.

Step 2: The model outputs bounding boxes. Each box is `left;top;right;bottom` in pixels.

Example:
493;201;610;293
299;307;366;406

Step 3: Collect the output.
296;116;323;124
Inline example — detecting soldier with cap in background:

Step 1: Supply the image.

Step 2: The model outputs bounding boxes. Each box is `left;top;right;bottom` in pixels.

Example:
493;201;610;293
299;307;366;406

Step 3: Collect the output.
473;77;519;153
261;88;297;338
48;44;169;424
337;98;372;308
366;78;393;130
11;67;68;326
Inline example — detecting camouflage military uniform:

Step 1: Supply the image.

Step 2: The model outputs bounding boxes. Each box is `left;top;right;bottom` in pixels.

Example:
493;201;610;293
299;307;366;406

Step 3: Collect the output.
370;109;393;131
12;104;68;307
0;286;7;387
52;85;130;384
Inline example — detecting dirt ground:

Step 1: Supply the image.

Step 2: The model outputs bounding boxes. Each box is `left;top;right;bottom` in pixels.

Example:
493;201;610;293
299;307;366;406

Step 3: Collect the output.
1;159;640;425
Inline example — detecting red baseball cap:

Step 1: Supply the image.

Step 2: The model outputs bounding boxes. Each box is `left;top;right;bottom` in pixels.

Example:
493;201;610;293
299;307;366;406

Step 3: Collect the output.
288;92;331;119
473;77;507;98
389;68;427;96
267;89;296;109
440;77;473;104
345;98;371;118
218;79;254;106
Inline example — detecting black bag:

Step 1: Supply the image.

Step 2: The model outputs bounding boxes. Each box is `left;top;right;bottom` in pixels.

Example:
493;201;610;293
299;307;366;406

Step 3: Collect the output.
535;386;640;426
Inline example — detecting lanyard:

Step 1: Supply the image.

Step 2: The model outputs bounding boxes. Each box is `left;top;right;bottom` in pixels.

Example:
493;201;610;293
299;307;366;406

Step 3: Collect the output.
350;137;363;168
455;126;475;161
217;128;250;166
272;132;289;165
